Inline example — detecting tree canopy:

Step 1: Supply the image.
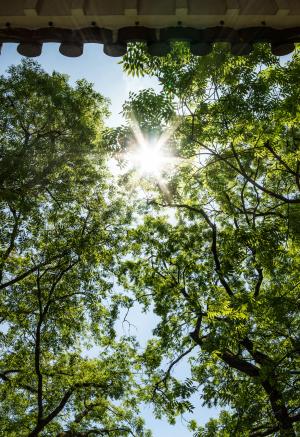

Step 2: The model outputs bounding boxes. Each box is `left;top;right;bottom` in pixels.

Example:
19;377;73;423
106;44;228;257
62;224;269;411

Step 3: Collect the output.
0;61;148;436
118;43;300;436
0;44;299;437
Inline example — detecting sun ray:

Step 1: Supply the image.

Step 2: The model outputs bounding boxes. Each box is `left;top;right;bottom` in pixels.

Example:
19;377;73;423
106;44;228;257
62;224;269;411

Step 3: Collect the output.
130;114;148;149
125;113;179;180
155;118;179;150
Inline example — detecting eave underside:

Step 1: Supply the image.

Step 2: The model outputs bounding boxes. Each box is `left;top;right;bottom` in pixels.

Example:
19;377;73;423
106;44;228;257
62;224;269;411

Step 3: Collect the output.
1;0;300;57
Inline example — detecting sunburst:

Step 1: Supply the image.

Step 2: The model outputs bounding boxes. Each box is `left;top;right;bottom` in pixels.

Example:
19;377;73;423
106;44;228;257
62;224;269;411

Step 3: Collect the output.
127;116;177;178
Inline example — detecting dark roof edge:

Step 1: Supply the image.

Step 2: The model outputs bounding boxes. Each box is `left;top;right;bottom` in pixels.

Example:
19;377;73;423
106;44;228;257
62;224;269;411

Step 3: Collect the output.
1;26;299;57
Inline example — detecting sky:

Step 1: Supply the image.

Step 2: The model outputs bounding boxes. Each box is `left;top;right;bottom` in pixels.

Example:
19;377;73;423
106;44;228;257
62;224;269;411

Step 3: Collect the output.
0;42;161;127
0;42;218;436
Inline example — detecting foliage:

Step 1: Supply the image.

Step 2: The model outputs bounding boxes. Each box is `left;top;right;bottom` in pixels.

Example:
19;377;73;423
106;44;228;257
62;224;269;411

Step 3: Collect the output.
1;44;300;437
118;45;300;436
0;61;149;436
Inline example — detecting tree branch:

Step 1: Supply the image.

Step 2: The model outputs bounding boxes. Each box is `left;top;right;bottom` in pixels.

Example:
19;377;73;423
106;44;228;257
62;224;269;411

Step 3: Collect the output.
250;413;300;436
153;202;234;297
0;251;70;290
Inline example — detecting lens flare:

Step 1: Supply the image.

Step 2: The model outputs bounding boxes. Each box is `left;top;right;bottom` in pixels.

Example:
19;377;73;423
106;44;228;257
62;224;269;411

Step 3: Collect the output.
132;142;166;176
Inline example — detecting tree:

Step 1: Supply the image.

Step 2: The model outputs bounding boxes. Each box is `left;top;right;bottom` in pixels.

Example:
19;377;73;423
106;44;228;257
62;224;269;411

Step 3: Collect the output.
117;44;300;436
0;61;148;436
1;47;299;436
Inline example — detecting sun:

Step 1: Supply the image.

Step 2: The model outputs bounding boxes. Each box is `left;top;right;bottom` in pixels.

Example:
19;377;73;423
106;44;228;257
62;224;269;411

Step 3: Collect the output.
132;142;165;176
121;116;178;180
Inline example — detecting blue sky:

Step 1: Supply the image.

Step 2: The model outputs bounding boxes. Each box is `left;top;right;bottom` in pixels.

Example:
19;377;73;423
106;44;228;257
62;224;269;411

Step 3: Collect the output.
0;42;160;127
0;43;218;436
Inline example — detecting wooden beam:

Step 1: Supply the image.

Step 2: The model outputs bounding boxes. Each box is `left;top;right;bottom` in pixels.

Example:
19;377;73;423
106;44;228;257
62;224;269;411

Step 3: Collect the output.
71;0;85;16
24;0;40;16
124;0;137;16
176;0;188;17
275;0;290;16
226;0;239;15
